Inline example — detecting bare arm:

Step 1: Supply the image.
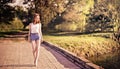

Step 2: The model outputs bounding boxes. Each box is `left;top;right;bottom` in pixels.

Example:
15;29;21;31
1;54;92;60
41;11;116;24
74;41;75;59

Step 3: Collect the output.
39;23;43;42
28;24;31;42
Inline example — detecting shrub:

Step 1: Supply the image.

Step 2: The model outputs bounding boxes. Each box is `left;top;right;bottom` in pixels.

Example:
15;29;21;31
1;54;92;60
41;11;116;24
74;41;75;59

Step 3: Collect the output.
0;23;11;32
0;17;24;32
55;22;77;32
10;17;24;29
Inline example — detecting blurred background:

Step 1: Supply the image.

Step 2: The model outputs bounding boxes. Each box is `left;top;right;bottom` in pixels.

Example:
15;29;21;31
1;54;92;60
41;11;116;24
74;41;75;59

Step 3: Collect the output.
0;0;120;69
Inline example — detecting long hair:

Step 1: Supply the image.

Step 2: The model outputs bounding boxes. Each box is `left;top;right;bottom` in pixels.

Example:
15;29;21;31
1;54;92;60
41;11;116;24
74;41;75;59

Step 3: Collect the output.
33;13;41;24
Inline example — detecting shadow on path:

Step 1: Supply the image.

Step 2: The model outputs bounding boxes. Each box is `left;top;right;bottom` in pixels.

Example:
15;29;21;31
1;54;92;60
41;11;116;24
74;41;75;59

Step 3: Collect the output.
42;44;80;69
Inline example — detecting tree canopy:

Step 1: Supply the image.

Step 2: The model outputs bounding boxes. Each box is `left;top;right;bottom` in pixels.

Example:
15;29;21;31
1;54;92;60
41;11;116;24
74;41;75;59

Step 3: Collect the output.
0;0;120;32
33;0;120;32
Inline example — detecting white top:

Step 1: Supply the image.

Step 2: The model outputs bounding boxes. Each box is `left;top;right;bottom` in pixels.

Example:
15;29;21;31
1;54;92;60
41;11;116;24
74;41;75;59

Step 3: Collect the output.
30;23;41;33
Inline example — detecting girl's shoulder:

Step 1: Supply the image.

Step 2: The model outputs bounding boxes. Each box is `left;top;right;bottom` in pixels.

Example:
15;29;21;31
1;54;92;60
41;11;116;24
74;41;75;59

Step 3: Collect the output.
29;23;33;25
40;23;41;25
39;23;42;26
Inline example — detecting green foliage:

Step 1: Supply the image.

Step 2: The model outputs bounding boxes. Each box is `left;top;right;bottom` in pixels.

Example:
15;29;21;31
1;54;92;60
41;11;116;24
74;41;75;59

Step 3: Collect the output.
34;0;58;29
0;17;23;32
72;0;118;33
43;33;119;58
34;0;95;31
110;0;120;31
0;1;29;29
0;5;16;23
0;23;11;32
86;0;120;32
76;22;85;32
15;6;28;20
88;49;120;69
55;22;77;32
53;0;94;32
33;0;120;33
10;17;24;29
86;14;113;32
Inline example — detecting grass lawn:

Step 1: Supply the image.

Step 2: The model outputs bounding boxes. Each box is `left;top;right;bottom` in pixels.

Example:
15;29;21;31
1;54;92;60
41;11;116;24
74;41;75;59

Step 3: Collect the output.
43;32;120;58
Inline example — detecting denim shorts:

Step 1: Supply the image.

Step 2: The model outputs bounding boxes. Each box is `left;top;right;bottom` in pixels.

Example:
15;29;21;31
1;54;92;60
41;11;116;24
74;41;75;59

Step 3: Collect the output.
30;33;39;41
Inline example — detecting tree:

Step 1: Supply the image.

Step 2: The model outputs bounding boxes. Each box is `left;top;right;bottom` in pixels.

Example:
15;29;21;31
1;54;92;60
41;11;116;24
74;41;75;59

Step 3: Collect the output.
0;0;27;31
55;0;94;32
34;0;67;30
86;0;118;32
0;0;13;4
0;0;16;23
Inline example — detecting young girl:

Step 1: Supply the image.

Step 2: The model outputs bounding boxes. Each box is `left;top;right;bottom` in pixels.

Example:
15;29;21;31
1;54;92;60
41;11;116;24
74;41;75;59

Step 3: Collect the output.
28;13;43;66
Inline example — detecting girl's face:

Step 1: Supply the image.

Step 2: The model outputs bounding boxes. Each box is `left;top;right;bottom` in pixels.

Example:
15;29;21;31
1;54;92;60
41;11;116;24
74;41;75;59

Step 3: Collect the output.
35;16;40;21
34;15;40;23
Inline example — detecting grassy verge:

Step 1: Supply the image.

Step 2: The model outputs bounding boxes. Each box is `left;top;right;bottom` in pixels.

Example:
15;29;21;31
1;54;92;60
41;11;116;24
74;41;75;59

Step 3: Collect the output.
43;32;120;58
0;29;28;37
88;50;120;69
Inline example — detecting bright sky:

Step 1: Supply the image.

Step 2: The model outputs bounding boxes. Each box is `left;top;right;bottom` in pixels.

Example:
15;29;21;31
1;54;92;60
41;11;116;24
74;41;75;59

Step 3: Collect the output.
15;0;24;6
7;0;30;8
7;0;31;11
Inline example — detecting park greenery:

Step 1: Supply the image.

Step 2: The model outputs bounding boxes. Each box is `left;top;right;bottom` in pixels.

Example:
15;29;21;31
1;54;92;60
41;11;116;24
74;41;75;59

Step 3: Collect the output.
34;0;120;32
0;0;120;69
43;32;119;58
0;0;120;32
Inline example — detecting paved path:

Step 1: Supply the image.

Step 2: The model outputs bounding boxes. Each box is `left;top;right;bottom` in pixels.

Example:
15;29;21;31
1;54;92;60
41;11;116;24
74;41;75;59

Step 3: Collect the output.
0;40;80;69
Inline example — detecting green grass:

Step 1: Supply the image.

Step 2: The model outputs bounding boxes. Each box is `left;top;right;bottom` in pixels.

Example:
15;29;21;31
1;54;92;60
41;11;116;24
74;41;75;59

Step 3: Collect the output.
88;50;120;69
43;32;120;58
0;29;28;37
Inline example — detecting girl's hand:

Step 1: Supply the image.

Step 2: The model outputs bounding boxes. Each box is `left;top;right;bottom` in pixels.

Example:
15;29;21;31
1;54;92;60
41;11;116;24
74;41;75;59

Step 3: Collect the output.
28;35;31;42
40;37;43;43
39;35;43;42
41;37;43;42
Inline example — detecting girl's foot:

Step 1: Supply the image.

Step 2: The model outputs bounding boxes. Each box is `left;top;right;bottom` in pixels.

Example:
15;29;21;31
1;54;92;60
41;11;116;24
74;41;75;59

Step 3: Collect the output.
34;59;37;66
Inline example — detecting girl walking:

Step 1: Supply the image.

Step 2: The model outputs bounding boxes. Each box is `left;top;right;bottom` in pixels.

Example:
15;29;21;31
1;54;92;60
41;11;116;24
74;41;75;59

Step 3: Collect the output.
28;13;43;66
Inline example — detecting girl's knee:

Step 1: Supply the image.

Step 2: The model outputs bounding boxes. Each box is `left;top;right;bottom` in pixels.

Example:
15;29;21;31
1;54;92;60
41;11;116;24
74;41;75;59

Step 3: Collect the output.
36;47;40;50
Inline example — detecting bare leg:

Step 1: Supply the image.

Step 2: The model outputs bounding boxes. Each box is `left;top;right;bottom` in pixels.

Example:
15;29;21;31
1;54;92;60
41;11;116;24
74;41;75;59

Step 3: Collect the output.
34;39;41;66
31;40;36;59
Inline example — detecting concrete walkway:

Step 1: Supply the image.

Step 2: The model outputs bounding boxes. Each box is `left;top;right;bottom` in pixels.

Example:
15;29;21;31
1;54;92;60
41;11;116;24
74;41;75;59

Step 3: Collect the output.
0;40;80;69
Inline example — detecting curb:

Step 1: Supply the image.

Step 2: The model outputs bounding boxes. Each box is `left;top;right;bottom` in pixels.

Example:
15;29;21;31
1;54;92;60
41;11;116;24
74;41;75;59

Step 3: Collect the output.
43;41;104;69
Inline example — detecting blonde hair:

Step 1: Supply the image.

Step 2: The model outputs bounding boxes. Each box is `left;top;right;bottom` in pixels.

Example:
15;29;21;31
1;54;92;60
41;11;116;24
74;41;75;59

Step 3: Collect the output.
33;13;41;24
